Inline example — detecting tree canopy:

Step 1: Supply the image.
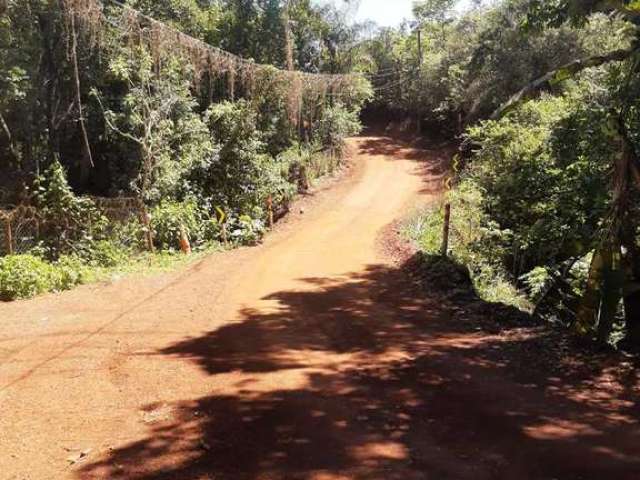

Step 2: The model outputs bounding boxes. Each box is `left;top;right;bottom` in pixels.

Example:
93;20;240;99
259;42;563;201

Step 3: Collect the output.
360;0;640;346
2;0;640;348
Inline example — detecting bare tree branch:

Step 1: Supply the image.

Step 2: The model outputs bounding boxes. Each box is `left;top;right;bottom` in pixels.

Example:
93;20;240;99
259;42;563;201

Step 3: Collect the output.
92;92;143;146
0;110;20;162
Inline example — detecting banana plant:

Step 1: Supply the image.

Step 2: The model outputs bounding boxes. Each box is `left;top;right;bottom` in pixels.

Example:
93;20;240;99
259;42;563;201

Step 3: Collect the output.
574;113;640;342
488;6;640;341
574;241;625;342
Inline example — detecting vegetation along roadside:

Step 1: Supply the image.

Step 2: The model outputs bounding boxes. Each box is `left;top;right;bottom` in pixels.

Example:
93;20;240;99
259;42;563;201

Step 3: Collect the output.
0;0;371;301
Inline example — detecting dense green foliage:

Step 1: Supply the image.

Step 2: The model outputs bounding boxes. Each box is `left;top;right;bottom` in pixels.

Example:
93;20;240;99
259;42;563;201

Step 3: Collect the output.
0;254;86;301
466;86;613;278
360;0;632;132
404;184;530;309
0;0;372;300
379;0;640;346
0;0;370;202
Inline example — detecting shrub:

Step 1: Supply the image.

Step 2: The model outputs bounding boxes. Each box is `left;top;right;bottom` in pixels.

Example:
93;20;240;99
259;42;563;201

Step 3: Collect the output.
82;240;130;268
0;253;87;300
33;160;107;258
404;181;530;310
465;88;612;278
228;214;266;245
312;103;362;154
411;85;616;315
54;255;88;289
151;200;206;250
195;101;307;220
0;253;91;301
255;154;297;209
0;255;56;300
307;150;340;180
198;100;268;213
108;219;147;251
279;145;340;189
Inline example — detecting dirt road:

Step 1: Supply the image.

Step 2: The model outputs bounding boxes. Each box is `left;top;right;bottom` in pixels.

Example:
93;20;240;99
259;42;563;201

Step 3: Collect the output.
1;136;639;480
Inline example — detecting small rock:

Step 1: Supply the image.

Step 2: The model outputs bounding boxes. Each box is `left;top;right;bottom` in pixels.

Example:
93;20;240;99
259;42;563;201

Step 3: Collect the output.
67;449;91;465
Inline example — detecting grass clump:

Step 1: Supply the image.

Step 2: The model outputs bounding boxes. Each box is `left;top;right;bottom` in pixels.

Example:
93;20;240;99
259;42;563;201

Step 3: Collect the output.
0;254;88;301
0;246;223;302
0;255;57;301
403;183;531;311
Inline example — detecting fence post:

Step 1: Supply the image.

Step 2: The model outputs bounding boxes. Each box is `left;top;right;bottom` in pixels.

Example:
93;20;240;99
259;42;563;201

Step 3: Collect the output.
441;156;458;258
221;224;229;247
138;200;154;252
441;203;451;257
4;216;13;255
267;195;274;229
179;224;192;255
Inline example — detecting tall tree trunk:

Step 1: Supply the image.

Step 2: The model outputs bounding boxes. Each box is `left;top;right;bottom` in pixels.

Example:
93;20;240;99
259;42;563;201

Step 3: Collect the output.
622;224;640;343
69;12;94;181
575;116;632;342
38;10;60;162
619;119;640;344
282;0;294;71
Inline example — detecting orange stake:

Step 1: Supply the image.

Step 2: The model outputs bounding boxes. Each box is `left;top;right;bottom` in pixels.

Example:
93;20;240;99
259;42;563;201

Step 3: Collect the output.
179;225;192;255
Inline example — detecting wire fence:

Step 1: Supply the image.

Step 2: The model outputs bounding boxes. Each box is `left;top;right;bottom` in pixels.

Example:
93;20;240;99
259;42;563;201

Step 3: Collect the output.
0;197;143;257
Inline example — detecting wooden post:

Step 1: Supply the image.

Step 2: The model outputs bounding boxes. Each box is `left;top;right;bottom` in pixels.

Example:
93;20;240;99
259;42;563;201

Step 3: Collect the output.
179;224;192;255
441;203;451;257
300;164;309;192
216;207;229;248
416;25;424;135
138;200;154;252
221;224;229;247
267;195;274;229
4;217;13;255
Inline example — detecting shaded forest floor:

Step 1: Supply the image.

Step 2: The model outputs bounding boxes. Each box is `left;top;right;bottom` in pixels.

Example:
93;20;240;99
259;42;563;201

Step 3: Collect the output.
1;134;639;480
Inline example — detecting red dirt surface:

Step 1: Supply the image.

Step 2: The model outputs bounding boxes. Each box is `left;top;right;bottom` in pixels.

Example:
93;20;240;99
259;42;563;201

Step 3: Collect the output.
1;136;639;480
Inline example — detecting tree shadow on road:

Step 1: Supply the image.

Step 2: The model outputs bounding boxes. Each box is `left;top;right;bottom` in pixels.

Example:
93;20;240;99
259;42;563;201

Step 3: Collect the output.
78;257;640;480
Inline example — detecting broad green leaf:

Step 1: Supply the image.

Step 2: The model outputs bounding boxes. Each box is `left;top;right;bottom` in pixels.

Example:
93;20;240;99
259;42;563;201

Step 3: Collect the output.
550;68;572;85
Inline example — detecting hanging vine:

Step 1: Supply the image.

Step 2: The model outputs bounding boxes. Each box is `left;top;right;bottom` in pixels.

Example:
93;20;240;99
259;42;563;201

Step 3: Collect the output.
59;0;366;131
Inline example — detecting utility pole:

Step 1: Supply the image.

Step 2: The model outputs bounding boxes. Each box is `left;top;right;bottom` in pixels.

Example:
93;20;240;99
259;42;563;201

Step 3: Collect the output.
416;23;423;133
283;0;294;71
417;28;423;66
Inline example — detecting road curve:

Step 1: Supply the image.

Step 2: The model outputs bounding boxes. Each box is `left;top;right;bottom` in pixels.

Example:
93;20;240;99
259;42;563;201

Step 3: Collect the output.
0;136;438;479
2;135;639;480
